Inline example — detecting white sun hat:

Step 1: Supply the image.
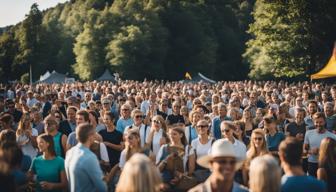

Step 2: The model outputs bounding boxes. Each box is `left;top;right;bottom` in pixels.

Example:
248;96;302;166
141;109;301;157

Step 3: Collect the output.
197;139;244;170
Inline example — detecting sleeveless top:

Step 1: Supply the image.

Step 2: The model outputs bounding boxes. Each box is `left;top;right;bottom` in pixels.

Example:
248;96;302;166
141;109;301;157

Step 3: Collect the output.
53;132;64;158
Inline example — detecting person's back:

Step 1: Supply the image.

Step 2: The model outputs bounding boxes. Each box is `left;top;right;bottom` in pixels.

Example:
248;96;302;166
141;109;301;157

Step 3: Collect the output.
281;175;325;192
65;123;106;192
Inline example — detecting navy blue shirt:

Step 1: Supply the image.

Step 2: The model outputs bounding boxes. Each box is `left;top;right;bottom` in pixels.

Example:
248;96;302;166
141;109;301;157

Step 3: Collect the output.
266;132;285;151
281;175;326;192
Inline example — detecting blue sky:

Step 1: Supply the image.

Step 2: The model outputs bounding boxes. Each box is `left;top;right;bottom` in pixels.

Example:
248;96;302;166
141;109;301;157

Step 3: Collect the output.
0;0;68;27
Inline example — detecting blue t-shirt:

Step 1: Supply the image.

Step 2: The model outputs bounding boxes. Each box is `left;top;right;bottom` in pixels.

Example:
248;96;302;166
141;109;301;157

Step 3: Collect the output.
116;118;133;133
281;175;326;192
266;132;285;151
31;156;65;192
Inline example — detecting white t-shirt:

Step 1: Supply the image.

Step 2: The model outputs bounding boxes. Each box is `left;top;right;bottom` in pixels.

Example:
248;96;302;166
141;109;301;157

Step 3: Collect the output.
17;128;38;160
119;150;127;169
191;138;213;160
99;143;109;163
124;124;150;147
146;128;164;155
232;138;247;161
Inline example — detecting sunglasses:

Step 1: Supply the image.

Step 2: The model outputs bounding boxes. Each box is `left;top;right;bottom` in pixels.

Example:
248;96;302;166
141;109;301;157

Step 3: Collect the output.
222;129;231;132
153;120;161;124
197;125;208;129
254;137;263;141
212;159;236;165
135;115;143;119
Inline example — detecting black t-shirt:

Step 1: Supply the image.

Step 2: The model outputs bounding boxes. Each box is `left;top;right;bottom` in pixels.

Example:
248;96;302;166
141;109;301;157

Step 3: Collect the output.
99;129;123;167
166;114;185;125
285;122;306;137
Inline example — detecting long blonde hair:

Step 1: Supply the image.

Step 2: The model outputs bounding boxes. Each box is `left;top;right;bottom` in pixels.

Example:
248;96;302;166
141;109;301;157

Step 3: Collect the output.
249;155;281;192
116;153;162;192
16;112;31;136
246;129;268;160
124;130;141;161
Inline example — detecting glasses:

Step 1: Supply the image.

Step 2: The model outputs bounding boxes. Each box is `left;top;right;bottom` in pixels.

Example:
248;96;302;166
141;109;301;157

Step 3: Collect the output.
254;137;263;141
135;115;143;119
55;116;61;119
197;125;208;129
122;108;129;111
222;129;231;132
152;120;161;124
45;121;56;126
212;159;236;165
173;105;181;108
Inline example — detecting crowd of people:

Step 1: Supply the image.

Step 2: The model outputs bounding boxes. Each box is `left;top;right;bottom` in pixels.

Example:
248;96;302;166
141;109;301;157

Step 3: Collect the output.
0;80;335;192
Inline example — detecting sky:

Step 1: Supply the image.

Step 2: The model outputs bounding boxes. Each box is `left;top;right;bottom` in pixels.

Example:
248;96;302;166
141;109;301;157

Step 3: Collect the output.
0;0;69;27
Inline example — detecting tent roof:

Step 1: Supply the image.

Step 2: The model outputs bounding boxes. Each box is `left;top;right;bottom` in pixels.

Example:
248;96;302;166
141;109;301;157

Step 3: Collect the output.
97;69;116;82
311;43;336;79
39;70;51;81
180;72;216;84
37;70;67;84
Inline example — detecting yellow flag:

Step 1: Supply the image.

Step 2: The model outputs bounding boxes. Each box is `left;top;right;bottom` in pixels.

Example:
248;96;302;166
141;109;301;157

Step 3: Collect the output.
185;72;192;80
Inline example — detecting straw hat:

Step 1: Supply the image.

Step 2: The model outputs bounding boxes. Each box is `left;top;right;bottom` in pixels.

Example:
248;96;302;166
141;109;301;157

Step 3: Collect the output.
197;139;244;170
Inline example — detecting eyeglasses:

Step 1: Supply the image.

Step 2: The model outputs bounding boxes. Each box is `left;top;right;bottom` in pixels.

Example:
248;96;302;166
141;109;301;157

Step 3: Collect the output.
152;120;161;124
173;105;181;108
254;137;263;141
135;115;143;119
197;125;208;129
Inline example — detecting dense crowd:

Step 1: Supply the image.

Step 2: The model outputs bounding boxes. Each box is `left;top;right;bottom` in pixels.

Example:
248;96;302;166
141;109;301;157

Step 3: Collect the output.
0;80;335;192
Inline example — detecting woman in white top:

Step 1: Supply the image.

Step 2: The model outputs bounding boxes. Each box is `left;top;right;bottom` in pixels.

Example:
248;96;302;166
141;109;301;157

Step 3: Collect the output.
146;115;168;155
185;111;202;145
16;112;38;160
124;109;150;147
191;119;213;182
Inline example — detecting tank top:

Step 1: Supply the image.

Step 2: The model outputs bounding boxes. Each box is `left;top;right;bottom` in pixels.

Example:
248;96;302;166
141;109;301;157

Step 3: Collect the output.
53;132;63;157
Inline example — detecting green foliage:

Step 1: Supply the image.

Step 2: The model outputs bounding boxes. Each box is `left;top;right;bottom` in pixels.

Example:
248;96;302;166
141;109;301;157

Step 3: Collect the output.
20;73;29;84
245;0;336;79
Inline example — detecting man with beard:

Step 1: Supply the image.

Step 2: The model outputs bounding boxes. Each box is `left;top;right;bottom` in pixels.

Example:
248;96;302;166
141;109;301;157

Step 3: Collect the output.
304;112;336;177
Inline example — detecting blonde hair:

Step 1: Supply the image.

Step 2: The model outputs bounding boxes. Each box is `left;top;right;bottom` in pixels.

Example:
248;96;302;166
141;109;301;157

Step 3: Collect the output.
116;153;161;192
249;155;281;192
247;129;268;160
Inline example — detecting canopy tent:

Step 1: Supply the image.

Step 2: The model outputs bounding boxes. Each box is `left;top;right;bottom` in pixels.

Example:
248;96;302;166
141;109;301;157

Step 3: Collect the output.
37;71;68;84
39;70;51;81
180;72;216;84
97;69;116;82
311;43;336;79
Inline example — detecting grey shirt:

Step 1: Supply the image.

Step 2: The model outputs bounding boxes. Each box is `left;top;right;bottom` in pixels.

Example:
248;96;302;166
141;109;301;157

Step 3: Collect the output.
304;129;336;163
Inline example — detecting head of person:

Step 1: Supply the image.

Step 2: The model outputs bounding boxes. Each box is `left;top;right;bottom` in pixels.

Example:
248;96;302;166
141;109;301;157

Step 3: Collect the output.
0;114;13;129
66;106;77;122
159;99;169;111
151;115;166;131
103;111;115;128
17;112;31;131
0;142;22;169
198;139;243;181
211;104;219;115
168;127;187;146
37;134;56;156
295;107;306;124
76;123;96;145
131;109;143;126
220;121;235;139
324;102;334;117
318;137;336;170
180;106;188;116
125;129;141;149
307;100;318;115
44;115;59;134
116;153;162;192
172;101;181;114
279;137;303;167
76;110;90;125
5;100;15;112
313;112;326;132
249;155;281;192
189;110;202;126
218;103;227;118
196;119;210;136
87;110;99;126
0;130;16;144
233;121;245;138
120;104;132;118
101;98;111;111
243;108;252;121
249;129;267;157
263;116;277;132
255;108;264;119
